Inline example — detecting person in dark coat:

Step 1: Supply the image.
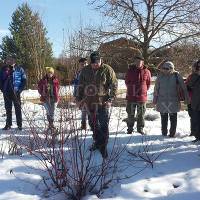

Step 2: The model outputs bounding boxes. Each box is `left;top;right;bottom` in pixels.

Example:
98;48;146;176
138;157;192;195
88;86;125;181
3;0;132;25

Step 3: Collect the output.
72;57;88;130
185;62;196;136
153;61;189;137
186;60;200;142
0;56;26;130
125;55;151;135
76;51;118;158
38;67;60;129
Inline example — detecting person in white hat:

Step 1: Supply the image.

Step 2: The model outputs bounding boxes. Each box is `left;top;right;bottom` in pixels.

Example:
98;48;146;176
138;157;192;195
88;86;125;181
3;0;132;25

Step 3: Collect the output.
153;61;189;137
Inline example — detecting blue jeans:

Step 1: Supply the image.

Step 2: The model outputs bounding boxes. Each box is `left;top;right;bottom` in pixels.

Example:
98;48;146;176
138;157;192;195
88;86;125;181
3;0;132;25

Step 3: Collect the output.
88;105;109;147
43;101;57;125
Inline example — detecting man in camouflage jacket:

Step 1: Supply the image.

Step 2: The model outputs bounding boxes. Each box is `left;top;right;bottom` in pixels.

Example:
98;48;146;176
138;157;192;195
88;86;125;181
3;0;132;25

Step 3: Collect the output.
76;51;118;158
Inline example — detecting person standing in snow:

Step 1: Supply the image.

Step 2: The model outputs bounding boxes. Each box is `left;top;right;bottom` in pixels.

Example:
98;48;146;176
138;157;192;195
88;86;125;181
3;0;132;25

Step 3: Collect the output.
38;67;60;129
153;61;189;137
186;60;200;142
76;51;118;158
72;57;88;130
185;62;196;137
125;55;151;135
0;56;26;130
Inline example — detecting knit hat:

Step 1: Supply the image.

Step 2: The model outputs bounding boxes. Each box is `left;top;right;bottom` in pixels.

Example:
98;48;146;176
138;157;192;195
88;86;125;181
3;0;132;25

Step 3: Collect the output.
134;54;144;61
46;67;54;74
90;51;101;63
162;61;175;70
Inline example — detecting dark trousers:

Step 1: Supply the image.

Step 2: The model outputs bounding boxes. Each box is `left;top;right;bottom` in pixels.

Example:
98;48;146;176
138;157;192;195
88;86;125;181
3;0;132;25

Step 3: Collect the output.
88;106;109;148
188;106;195;136
160;113;177;136
191;110;200;140
81;108;87;126
3;92;22;127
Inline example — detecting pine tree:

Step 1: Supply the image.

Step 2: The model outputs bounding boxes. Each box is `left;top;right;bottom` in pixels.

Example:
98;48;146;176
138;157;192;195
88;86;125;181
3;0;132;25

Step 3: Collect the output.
0;36;18;60
1;3;53;85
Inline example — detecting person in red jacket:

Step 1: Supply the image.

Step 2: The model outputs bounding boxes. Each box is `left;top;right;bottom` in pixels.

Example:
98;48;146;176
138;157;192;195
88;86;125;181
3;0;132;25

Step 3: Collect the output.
185;61;199;137
125;55;151;134
38;67;60;129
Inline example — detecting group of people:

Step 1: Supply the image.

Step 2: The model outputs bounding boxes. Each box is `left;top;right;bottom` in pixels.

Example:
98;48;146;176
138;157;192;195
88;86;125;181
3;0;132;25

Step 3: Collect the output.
0;56;60;131
153;60;200;142
0;52;200;158
125;56;200;143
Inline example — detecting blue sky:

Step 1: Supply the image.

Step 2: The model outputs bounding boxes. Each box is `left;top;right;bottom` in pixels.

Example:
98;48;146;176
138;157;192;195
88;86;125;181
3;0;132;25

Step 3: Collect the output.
0;0;102;57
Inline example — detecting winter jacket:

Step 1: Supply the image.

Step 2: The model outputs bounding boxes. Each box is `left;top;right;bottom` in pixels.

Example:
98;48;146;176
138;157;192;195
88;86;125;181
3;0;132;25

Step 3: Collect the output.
76;63;118;110
186;73;200;111
0;64;26;94
153;72;189;113
125;66;151;102
185;74;193;101
38;75;60;103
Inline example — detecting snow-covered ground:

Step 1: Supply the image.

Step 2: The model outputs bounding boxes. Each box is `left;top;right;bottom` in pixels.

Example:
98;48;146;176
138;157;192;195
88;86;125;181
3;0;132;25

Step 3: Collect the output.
0;81;200;200
21;85;73;100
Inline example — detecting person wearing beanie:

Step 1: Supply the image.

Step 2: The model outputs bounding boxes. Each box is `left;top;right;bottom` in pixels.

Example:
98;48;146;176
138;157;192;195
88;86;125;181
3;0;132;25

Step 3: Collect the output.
90;51;101;63
125;54;151;135
0;56;26;130
76;51;118;158
153;61;189;137
46;67;54;74
186;60;200;142
71;57;88;130
38;67;60;130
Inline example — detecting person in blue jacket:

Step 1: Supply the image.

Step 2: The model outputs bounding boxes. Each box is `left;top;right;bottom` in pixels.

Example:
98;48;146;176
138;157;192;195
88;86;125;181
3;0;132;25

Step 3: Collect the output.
72;57;88;130
0;56;26;130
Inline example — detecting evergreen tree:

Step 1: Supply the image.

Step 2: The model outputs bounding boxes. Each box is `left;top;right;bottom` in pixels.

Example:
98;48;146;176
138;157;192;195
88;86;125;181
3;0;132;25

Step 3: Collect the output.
0;36;18;60
0;3;53;85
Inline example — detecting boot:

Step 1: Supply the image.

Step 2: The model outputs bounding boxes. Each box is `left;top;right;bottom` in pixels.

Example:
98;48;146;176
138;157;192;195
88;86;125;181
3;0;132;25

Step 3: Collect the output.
81;122;87;130
127;127;133;134
99;145;108;159
89;143;98;151
137;129;145;135
2;125;11;130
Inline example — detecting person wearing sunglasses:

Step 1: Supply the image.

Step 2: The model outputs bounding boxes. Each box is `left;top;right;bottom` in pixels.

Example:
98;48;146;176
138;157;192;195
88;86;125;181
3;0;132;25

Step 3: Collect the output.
153;61;189;137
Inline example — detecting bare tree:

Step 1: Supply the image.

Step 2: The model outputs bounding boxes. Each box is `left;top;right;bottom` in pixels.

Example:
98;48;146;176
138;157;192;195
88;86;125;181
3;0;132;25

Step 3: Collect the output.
89;0;200;63
59;24;101;79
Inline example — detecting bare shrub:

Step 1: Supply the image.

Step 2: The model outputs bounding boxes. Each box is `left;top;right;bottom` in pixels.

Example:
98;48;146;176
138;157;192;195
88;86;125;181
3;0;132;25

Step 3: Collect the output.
12;96;130;199
127;135;168;169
